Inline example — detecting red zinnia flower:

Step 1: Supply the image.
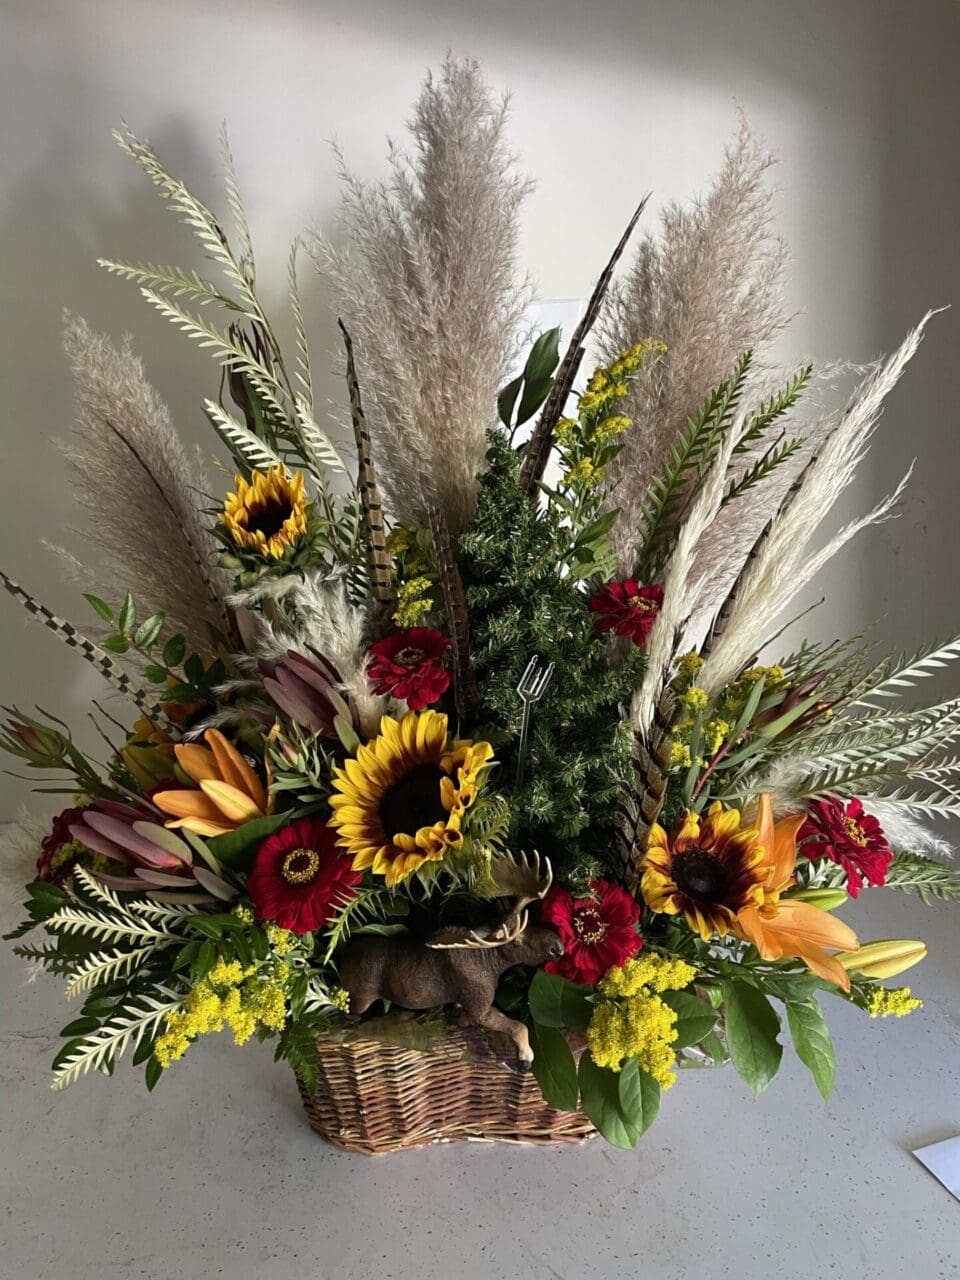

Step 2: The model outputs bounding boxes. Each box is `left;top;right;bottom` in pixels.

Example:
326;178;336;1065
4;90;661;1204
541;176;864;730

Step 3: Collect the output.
247;817;362;934
798;796;893;898
36;806;88;883
540;877;643;984
368;627;451;710
589;580;663;646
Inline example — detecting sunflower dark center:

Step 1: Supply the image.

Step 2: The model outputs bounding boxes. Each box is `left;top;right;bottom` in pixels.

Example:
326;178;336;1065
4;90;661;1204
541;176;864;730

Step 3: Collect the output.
379;763;447;838
246;497;292;540
573;905;608;944
394;646;426;666
281;847;320;886
672;847;730;904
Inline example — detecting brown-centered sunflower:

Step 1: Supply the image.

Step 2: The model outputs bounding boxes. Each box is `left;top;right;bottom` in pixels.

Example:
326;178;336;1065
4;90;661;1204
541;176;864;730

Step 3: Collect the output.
641;802;767;942
220;465;309;560
327;710;493;888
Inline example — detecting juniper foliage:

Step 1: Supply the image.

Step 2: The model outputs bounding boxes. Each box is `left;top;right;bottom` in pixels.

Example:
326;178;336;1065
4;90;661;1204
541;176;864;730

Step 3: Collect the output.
459;432;644;868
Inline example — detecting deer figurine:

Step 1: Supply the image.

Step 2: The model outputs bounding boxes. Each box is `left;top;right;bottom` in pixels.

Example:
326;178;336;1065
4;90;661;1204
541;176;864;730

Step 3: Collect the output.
338;852;562;1071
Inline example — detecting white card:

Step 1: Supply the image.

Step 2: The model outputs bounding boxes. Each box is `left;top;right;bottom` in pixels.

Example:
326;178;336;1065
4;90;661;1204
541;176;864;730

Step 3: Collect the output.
913;1135;960;1202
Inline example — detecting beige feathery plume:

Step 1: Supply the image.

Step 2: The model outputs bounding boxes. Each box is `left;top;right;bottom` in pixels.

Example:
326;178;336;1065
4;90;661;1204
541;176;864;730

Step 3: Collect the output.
697;313;937;697
315;56;531;534
632;418;742;739
600;113;788;571
60;315;230;653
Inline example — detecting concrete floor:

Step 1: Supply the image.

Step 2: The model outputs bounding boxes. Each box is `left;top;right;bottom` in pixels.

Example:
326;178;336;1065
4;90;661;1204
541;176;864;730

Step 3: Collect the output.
2;887;958;1280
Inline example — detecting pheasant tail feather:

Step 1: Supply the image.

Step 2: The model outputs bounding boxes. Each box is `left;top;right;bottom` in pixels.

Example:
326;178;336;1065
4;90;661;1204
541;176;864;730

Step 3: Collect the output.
427;506;479;723
1;570;174;730
618;685;675;896
338;320;396;608
519;195;649;493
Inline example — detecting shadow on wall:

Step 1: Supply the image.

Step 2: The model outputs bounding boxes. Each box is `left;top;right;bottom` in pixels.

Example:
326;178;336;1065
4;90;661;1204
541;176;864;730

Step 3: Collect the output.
1;0;957;820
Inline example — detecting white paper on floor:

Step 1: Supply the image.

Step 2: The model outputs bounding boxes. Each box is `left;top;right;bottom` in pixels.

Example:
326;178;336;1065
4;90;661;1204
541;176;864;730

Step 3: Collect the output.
912;1135;960;1202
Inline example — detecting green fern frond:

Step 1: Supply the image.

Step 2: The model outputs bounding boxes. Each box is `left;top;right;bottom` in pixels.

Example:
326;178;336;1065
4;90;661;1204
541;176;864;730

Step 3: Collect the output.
113;124;256;310
884;851;960;904
63;943;168;1000
732;364;812;455
97;259;236;308
219;121;256;285
846;636;960;705
51;989;181;1091
322;887;396;964
288;238;313;408
724;435;805;504
203;398;284;472
46;904;180;947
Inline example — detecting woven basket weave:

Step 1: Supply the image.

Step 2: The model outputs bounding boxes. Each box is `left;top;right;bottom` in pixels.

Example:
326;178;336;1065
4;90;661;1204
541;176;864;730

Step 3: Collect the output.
297;1015;596;1155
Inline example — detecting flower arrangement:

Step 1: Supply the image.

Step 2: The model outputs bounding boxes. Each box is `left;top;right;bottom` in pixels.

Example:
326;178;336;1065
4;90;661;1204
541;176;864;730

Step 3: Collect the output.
4;58;959;1153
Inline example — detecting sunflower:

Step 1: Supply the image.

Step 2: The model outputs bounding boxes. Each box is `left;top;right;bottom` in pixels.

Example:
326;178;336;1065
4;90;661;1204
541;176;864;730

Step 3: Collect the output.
220;465;309;560
327;710;493;888
641;803;767;941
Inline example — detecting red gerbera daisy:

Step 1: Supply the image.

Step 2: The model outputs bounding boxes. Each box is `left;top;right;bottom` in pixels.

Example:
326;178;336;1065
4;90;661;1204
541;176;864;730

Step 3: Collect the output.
798;796;893;898
589;580;663;645
247;817;362;934
540;877;643;984
368;627;451;710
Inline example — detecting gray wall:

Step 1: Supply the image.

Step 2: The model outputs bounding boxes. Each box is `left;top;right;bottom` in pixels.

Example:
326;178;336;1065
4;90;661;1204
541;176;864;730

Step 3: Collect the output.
2;0;958;816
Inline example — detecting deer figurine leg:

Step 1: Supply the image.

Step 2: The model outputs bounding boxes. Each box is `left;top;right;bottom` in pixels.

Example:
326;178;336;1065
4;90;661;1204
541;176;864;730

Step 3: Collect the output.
462;1003;533;1072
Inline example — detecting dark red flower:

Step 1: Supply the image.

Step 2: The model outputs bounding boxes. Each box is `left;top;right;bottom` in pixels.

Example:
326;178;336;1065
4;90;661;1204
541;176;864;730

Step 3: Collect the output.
36;807;88;883
589;580;663;645
368;627;451;710
540;877;643;984
798;796;893;898
247;817;362;934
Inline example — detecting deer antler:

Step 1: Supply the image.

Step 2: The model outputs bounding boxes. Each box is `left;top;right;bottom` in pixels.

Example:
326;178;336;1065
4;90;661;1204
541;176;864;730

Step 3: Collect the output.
427;852;552;951
489;850;553;914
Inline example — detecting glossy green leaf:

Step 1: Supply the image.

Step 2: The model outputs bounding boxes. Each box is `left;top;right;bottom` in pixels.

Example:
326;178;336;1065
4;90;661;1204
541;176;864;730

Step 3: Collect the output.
661;989;719;1049
206;812;287;871
163;634;186;668
101;635;129;654
721;979;783;1097
145;1055;163;1092
786;997;836;1101
619;1056;660;1139
527;969;594;1031
118;592;136;634
578;1052;641;1149
529;1021;579;1111
135;612;165;649
83;593;114;624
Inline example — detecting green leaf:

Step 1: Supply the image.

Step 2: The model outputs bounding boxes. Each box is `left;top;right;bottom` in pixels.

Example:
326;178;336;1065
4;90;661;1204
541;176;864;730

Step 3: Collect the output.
527;970;594;1032
101;635;130;654
145;1055;163;1091
618;1056;660;1139
118;593;136;634
132;1034;158;1067
206;812;287;871
578;1052;642;1149
786;998;836;1101
698;1028;728;1065
661;990;719;1050
83;594;114;624
135;612;165;649
721;979;783;1097
759;973;825;1003
529;1022;579;1111
163;635;186;668
525;326;562;384
142;664;169;684
574;508;619;549
497;373;524;428
515;374;554;427
60;1016;101;1037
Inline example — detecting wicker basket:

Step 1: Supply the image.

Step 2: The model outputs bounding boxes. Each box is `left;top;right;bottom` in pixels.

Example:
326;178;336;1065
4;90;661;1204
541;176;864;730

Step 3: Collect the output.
297;1014;596;1154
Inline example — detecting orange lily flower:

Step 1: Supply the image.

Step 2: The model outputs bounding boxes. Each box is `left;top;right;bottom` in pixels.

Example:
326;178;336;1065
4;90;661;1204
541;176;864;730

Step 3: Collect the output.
153;729;272;837
735;795;859;990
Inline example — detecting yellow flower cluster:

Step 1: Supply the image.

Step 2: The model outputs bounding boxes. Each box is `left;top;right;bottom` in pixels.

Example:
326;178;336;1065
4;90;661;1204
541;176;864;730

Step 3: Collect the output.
865;986;923;1018
675;651;705;683
330;986;351;1013
587;954;697;1086
565;457;601;487
599;953;697;997
681;686;709;714
719;666;785;717
154;945;296;1067
393;577;434;627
